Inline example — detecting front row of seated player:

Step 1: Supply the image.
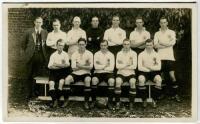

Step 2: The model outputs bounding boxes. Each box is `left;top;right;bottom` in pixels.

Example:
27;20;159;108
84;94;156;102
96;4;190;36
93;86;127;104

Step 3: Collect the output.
48;38;162;110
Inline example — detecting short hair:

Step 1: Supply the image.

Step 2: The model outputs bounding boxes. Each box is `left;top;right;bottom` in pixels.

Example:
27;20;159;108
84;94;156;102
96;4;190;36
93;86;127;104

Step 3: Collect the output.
53;18;60;24
100;40;108;45
56;39;64;45
112;14;120;20
135;16;143;21
73;16;81;22
160;16;167;21
145;39;153;44
34;16;43;21
91;16;99;21
78;38;87;44
123;38;130;43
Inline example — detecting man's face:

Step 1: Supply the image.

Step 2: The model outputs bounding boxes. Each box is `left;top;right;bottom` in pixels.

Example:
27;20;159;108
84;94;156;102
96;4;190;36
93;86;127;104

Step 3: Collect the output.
73;20;81;28
123;40;130;50
160;19;168;28
34;18;43;28
57;42;64;52
135;19;144;28
112;16;120;27
146;41;154;49
100;41;108;51
91;17;99;28
53;21;61;31
78;41;86;51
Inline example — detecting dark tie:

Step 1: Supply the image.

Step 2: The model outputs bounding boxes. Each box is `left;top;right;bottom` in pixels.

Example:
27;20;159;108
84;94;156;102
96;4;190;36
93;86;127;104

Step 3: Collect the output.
36;30;41;51
36;31;39;43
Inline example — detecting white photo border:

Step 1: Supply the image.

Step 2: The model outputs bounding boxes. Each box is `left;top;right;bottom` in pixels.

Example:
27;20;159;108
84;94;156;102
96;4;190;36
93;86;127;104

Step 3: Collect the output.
2;2;198;122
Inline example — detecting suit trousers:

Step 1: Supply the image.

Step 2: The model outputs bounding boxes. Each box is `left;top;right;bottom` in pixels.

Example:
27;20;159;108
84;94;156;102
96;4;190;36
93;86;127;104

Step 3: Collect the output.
27;50;46;99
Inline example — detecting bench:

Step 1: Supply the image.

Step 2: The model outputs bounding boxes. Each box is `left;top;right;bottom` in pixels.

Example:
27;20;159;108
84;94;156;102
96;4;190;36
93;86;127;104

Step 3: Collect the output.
34;76;163;103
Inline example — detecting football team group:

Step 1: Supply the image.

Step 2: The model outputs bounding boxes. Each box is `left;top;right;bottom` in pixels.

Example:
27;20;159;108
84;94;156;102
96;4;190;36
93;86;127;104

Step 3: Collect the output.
21;15;181;110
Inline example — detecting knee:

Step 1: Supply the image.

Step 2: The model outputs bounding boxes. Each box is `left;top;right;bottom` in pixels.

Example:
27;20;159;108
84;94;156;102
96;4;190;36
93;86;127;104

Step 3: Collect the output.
154;75;162;87
129;78;136;88
92;77;99;86
138;75;146;86
49;81;55;90
115;77;122;87
65;75;73;85
108;78;115;87
154;75;162;83
59;79;64;86
85;76;91;87
169;71;176;81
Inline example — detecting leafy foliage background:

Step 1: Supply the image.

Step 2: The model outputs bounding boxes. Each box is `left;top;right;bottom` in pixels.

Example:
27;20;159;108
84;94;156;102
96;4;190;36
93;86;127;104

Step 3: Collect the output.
26;8;191;44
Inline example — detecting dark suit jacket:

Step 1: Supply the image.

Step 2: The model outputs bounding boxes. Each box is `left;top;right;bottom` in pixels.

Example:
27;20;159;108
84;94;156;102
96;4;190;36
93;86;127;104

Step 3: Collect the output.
21;28;48;64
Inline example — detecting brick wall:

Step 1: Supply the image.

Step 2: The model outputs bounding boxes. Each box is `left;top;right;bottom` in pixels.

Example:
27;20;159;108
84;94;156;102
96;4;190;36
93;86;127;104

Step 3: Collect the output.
8;8;33;78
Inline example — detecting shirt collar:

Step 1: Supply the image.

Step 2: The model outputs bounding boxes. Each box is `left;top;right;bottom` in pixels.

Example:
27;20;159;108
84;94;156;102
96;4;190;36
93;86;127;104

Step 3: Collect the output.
100;49;108;54
111;26;120;30
159;27;169;31
56;50;63;55
134;27;146;32
53;29;61;33
144;48;155;54
72;27;81;31
35;27;42;33
122;48;131;53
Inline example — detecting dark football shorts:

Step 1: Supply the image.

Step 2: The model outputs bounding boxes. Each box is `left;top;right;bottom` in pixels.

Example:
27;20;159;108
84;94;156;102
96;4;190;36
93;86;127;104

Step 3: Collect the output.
49;67;70;82
161;60;175;72
93;73;115;83
116;74;136;83
138;71;160;81
70;73;91;83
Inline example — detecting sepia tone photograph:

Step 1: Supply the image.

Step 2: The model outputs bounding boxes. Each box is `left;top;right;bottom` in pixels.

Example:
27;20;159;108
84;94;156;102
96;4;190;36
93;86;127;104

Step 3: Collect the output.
2;2;197;122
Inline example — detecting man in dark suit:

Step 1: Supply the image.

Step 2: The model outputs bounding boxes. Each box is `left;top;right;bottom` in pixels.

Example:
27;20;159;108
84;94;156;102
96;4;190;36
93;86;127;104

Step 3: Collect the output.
21;17;48;100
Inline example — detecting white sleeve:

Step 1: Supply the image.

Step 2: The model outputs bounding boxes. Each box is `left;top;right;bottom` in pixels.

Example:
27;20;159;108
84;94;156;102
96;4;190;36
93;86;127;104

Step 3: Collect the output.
64;53;70;66
153;32;159;45
82;30;87;39
151;53;161;71
116;52;126;69
88;52;93;69
66;31;70;45
138;53;149;72
103;30;109;41
129;32;135;41
94;53;105;70
62;32;68;45
126;52;137;70
46;33;54;46
48;54;54;68
169;31;176;46
71;53;77;69
105;53;115;71
146;31;151;39
66;30;77;45
121;30;126;41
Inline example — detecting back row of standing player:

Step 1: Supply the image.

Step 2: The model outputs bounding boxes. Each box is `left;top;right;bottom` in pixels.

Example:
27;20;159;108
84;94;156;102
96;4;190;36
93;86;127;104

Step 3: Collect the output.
46;15;180;109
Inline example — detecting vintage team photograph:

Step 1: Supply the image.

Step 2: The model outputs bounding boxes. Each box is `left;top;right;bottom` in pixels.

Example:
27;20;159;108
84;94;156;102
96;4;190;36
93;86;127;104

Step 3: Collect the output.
3;2;197;122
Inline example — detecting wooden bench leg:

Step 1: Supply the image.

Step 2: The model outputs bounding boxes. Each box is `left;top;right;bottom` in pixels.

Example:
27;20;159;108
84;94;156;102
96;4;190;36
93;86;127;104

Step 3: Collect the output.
146;85;153;103
44;84;47;97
